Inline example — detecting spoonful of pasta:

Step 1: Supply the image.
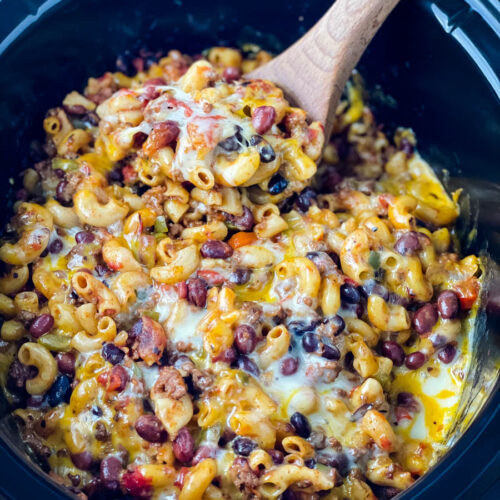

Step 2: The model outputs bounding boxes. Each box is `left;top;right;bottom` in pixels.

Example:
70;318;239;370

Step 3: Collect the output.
248;0;401;142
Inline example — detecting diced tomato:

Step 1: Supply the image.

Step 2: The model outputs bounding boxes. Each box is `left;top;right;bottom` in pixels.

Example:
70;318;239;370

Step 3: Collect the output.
453;276;480;310
174;467;190;489
98;365;129;392
228;231;257;250
122;165;138;183
380;436;392;452
344;277;360;287
122;469;152;498
176;281;188;299
197;269;225;286
378;193;395;209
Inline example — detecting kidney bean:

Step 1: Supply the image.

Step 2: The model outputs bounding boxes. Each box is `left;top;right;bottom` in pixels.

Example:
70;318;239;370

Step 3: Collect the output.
100;456;122;490
26;395;45;409
405;351;426;369
234;325;257;354
306;251;337;275
394;231;421;256
102;343;125;365
280;357;299;376
200;240;233;259
290;412;311;438
187;278;207;307
213;347;237;364
224;206;255;231
223;66;241;82
237;355;259;377
381;341;405;367
397;392;420;412
232;437;257;456
173;427;195;463
48;239;63;254
340;284;361;304
438;344;457;364
29;314;54;338
295;187;316;212
229;268;252;285
267;449;284;464
71;451;93;470
108;365;129;392
143;121;179;156
252;106;276;134
413;304;438;334
191;445;216;466
321;344;340;360
437;290;460;319
56;352;75;376
55;180;72;206
135;414;168;443
268;174;288;195
302;332;319;353
75;231;94;244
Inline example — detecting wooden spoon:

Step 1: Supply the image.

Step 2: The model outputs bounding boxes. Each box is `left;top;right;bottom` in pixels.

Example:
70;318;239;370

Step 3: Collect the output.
248;0;401;140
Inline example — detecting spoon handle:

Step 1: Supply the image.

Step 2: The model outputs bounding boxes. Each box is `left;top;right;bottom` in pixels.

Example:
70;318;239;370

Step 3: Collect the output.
248;0;400;138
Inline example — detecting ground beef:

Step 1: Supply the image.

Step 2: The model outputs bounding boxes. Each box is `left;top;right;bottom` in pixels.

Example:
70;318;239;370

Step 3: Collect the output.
151;366;187;400
229;457;259;494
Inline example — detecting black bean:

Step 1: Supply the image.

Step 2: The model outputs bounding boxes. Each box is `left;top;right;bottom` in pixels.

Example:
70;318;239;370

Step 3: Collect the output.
29;313;54;338
173;427;195;463
360;280;390;301
350;403;373;421
75;231;94;244
47;375;71;407
329;315;345;336
321;344;340;360
48;239;63;254
71;451;93;470
100;456;122;490
234;325;257;354
218;134;241;152
304;458;316;469
438;344;456;364
381;341;405;367
232;437;257;456
237;355;260;377
280;357;299;375
91;406;103;416
437;290;460;319
55;180;72;206
295;187;316;212
187;278;207;308
302;332;319;353
290;412;311;438
413;304;438;335
394;231;421;256
259;144;276;163
268;174;288;195
200;240;233;259
56;352;75;376
135;414;168;443
228;268;252;285
101;343;125;365
287;320;317;336
340;284;361;304
323;166;343;193
405;351;426;370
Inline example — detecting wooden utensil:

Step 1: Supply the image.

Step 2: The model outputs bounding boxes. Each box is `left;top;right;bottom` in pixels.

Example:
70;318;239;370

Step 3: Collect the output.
248;0;401;140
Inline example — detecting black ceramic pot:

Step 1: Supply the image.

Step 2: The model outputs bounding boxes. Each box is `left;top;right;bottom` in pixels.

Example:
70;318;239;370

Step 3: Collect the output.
0;1;498;499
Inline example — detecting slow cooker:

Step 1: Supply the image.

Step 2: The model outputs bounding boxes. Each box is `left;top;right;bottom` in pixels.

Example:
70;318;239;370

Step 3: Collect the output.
0;0;498;498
